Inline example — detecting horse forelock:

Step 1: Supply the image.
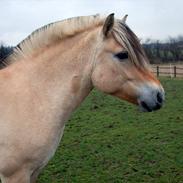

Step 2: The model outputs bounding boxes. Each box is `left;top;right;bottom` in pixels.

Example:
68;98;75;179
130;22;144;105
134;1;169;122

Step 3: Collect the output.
112;21;149;68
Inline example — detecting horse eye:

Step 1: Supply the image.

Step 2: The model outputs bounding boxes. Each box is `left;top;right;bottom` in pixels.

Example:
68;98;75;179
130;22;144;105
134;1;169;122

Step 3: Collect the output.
114;51;128;61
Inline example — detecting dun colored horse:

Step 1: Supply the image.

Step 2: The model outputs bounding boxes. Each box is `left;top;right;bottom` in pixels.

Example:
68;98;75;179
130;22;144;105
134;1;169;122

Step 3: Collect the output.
0;14;164;183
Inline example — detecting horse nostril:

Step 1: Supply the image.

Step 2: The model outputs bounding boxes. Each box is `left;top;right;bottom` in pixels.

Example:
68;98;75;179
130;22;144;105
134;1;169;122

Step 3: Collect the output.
157;92;163;104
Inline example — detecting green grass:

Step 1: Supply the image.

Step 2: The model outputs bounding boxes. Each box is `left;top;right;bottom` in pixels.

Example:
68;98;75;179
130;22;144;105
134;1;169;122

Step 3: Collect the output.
37;78;182;183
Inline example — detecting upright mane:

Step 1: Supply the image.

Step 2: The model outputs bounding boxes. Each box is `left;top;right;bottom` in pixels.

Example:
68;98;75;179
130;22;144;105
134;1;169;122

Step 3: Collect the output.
4;14;147;68
5;14;103;65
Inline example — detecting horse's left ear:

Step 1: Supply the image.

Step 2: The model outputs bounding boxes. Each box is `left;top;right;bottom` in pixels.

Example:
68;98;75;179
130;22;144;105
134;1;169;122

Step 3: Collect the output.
102;13;114;37
122;14;128;24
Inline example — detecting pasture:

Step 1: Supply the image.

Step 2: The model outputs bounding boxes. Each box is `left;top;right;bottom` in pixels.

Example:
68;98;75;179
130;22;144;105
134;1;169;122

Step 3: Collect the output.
35;77;183;183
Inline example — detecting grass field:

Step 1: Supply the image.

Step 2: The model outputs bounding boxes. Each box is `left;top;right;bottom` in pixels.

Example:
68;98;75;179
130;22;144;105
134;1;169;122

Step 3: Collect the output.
36;78;183;183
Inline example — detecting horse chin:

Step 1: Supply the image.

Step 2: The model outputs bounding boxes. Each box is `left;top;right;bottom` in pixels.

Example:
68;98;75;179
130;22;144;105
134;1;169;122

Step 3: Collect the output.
109;90;138;105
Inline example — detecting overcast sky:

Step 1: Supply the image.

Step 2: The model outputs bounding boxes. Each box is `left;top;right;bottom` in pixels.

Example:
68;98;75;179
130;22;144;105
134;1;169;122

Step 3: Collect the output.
0;0;182;46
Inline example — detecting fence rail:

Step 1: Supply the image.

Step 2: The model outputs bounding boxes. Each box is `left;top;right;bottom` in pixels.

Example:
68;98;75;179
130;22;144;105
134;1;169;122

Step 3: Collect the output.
152;65;183;77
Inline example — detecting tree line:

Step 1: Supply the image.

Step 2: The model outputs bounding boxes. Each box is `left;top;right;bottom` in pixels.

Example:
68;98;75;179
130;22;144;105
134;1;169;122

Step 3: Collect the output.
0;44;13;68
0;35;183;66
143;35;183;64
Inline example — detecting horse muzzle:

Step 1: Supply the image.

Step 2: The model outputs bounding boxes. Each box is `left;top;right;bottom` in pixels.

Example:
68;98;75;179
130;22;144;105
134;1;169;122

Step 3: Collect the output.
138;83;165;112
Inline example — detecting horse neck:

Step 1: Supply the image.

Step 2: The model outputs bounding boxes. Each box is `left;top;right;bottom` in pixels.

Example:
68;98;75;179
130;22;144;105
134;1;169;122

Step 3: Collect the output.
7;28;100;125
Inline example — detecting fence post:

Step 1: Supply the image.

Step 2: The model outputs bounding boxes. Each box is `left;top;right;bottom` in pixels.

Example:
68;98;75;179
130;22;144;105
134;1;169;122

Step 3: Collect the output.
157;66;159;77
174;66;176;78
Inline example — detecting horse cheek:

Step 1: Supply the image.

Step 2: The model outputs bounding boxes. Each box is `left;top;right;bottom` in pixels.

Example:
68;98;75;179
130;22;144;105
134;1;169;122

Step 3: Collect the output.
92;68;119;93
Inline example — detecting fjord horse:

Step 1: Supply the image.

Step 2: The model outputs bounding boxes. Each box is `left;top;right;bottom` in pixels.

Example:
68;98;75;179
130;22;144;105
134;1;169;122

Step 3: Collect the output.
0;14;164;183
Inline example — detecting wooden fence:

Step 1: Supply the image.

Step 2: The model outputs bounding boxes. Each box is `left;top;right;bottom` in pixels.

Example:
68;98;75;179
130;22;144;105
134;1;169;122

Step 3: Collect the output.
152;65;183;78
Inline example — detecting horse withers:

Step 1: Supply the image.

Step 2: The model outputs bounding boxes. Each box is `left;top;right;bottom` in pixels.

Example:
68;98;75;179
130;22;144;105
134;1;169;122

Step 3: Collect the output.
0;14;164;183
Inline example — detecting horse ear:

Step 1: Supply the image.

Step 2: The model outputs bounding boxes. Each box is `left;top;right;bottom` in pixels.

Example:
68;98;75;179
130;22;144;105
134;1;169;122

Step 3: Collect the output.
122;14;128;24
103;13;114;37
